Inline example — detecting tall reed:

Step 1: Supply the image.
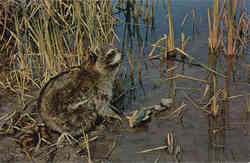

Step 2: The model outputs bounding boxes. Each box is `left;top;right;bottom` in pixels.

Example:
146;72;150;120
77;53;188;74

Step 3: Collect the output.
226;0;235;56
147;0;176;59
224;0;248;56
167;0;174;51
208;0;224;54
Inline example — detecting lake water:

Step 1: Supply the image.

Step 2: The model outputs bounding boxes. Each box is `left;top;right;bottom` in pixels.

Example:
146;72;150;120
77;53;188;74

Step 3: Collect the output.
109;0;250;162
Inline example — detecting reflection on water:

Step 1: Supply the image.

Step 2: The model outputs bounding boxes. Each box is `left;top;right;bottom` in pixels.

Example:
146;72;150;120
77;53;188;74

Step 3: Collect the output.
112;0;250;162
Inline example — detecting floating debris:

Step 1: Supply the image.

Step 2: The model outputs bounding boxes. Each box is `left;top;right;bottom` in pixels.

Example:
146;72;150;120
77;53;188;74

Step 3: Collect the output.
127;98;173;127
127;109;152;128
160;98;173;108
165;131;183;161
154;98;173;111
154;105;166;111
136;145;168;154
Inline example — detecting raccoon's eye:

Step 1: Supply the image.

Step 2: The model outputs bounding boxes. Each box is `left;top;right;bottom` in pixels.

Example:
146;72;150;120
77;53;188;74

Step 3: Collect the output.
104;49;115;62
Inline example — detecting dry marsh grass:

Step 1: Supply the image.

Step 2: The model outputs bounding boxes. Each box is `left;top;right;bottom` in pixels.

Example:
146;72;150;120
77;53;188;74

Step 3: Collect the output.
208;0;224;54
207;0;249;56
0;0;116;104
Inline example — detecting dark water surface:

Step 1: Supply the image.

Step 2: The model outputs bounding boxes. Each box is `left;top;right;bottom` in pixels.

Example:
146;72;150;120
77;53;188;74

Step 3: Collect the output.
110;0;250;162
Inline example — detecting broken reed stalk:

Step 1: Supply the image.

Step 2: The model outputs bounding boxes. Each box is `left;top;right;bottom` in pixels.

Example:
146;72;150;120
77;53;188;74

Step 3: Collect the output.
175;48;226;78
182;91;211;114
159;102;186;120
147;0;176;59
148;35;168;57
227;93;250;100
202;88;226;117
82;127;92;163
200;84;210;104
137;145;168;154
160;74;208;84
148;47;226;78
154;154;161;163
175;87;201;91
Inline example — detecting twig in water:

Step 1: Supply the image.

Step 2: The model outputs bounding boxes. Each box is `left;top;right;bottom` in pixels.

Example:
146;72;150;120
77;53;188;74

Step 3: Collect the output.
159;102;186;120
105;137;117;159
137;145;168;154
182;91;210;114
175;48;226;78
